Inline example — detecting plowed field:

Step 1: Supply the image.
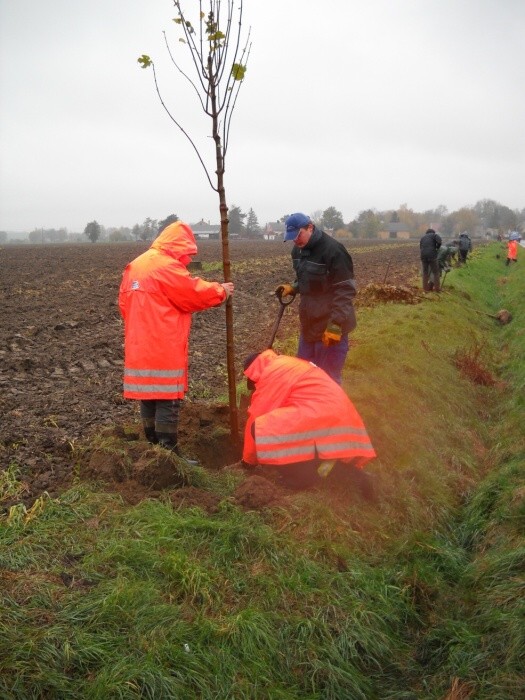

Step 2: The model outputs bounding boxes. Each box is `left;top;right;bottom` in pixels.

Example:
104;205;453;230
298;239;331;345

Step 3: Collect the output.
1;239;421;502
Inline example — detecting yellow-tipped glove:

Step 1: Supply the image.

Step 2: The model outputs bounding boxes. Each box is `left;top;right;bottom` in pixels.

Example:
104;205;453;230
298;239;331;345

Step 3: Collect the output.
275;283;296;298
317;459;336;478
322;321;342;347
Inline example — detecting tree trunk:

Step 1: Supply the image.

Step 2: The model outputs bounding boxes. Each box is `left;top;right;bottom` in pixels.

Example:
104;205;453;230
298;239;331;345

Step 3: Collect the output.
209;60;240;445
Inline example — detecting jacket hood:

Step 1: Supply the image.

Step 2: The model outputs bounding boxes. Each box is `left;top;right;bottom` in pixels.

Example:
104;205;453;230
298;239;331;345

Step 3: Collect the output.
244;349;278;384
150;222;198;259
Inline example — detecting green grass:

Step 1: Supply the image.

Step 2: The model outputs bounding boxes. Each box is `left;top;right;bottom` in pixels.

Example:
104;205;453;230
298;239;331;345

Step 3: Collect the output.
0;488;417;698
0;244;523;699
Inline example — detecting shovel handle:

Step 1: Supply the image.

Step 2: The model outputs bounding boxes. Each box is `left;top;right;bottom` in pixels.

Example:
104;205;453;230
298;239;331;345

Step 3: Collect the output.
275;288;296;306
267;304;286;349
267;291;295;348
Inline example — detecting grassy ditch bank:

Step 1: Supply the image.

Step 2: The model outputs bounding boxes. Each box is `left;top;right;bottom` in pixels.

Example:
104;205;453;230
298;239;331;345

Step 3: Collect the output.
1;244;523;699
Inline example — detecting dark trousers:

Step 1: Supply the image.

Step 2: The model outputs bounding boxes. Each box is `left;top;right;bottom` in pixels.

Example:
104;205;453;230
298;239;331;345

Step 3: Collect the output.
140;399;181;440
252;459;323;490
297;333;349;385
421;257;440;292
255;460;374;498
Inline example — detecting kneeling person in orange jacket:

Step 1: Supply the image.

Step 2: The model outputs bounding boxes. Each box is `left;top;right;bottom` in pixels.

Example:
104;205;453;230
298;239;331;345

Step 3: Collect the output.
242;350;376;492
119;219;233;462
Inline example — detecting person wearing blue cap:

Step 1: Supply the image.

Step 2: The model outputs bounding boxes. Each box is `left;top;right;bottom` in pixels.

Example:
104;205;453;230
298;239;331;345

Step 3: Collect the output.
275;212;356;384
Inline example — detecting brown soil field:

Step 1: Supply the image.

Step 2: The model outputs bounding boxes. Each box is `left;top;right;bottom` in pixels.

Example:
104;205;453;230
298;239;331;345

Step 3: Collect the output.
0;239;421;506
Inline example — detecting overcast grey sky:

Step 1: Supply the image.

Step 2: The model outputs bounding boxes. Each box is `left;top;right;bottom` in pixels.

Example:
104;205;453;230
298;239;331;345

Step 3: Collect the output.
1;0;524;233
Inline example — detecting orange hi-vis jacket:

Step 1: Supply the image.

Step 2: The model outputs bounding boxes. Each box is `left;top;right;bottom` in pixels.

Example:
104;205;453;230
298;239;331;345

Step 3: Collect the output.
118;222;226;400
243;350;376;468
507;240;518;261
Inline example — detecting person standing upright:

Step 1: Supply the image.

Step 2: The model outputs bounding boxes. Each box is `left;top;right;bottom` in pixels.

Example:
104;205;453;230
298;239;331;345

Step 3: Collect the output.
419;227;442;292
458;231;472;264
505;232;520;266
118;219;234;460
276;212;356;385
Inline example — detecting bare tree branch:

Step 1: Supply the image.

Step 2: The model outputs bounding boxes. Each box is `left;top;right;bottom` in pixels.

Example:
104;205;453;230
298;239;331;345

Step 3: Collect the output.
151;62;216;191
223;38;251;157
174;2;209;96
162;31;206;113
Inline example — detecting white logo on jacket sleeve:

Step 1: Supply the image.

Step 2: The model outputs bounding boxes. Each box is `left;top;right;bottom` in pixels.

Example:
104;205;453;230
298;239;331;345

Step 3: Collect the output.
131;280;140;290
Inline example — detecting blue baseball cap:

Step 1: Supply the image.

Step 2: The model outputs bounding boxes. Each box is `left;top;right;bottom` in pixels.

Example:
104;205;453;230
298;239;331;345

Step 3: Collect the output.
284;212;311;241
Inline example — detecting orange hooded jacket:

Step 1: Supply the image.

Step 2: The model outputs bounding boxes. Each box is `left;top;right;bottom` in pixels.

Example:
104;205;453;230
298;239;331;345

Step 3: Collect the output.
243;350;376;468
507;240;518;261
118;222;226;400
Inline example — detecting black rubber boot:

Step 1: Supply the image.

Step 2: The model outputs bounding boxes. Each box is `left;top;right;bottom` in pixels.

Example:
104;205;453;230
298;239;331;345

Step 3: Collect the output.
156;433;199;466
143;426;158;445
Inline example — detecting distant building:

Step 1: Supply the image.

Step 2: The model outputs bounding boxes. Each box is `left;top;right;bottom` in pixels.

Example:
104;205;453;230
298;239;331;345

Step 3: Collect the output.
263;221;285;240
378;222;412;240
190;219;220;239
334;228;354;240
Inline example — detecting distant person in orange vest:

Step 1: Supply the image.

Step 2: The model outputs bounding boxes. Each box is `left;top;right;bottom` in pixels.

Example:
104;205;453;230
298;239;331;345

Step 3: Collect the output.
119;219;234;462
241;350;376;494
506;232;520;266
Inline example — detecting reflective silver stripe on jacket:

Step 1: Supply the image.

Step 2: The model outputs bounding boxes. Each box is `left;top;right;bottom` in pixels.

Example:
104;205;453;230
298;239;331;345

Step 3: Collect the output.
124;368;184;378
257;440;374;461
124;383;185;393
256;425;369;445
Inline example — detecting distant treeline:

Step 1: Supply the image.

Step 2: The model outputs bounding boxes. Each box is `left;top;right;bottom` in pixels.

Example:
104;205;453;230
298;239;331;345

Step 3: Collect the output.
1;198;523;244
344;198;524;239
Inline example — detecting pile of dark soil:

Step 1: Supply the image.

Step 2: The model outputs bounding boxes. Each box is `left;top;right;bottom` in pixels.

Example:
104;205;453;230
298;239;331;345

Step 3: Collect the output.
357;282;423;306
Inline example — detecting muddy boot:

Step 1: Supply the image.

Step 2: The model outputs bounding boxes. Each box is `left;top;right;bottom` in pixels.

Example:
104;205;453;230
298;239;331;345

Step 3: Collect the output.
143;426;158;445
156;433;199;466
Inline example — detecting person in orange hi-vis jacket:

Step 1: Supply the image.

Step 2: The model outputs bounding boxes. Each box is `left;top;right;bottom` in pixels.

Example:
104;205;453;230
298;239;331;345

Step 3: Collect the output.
119;219;233;462
506;238;519;266
242;349;376;494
